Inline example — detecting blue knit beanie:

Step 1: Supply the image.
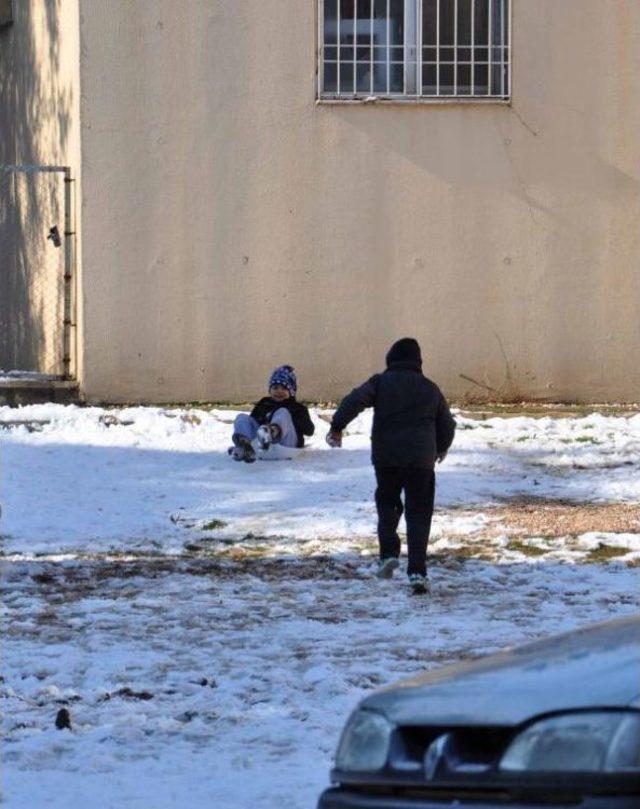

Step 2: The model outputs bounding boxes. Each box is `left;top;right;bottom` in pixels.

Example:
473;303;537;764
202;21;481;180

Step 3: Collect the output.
269;365;297;396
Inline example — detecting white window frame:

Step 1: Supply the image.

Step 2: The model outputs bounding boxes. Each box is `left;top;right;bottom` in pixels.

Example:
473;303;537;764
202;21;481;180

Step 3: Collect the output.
317;0;511;104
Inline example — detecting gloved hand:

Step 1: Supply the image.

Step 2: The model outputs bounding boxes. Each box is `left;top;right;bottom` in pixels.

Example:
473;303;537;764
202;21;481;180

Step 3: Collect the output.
436;451;448;464
326;429;343;448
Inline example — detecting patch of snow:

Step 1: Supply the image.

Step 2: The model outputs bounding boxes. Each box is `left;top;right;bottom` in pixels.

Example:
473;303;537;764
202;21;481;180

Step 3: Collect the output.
2;405;639;554
2;404;639;807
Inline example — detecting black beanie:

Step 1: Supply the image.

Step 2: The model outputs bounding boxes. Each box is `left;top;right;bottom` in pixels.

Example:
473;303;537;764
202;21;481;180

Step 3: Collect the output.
385;337;422;368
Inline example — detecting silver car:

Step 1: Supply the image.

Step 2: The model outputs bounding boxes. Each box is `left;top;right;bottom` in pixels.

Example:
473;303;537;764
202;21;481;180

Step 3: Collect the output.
319;615;640;808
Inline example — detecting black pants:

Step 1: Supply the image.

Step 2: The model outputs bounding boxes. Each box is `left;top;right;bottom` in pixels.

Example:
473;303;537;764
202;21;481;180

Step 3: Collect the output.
374;466;435;577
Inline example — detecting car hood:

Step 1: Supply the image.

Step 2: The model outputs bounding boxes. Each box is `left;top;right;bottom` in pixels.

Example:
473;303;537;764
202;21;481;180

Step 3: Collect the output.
361;615;640;727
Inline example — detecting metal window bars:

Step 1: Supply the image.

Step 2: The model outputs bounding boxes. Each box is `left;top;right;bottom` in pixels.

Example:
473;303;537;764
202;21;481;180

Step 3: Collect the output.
318;0;510;100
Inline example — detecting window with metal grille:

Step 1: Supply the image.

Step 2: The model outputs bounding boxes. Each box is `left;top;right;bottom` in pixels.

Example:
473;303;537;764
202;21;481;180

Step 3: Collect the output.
318;0;510;101
0;0;13;28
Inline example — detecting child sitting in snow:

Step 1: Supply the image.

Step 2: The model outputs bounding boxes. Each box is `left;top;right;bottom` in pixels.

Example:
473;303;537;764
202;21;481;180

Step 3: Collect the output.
229;365;315;463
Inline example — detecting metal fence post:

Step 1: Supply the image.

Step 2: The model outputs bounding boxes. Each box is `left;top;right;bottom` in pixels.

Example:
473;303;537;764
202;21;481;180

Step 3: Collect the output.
63;168;75;380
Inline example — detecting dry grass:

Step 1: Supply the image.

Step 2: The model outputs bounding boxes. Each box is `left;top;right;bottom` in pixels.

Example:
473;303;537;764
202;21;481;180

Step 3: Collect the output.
504;539;549;557
585;544;631;562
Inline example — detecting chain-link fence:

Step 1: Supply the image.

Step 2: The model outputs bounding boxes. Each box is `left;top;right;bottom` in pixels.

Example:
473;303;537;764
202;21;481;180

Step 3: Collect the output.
0;166;73;378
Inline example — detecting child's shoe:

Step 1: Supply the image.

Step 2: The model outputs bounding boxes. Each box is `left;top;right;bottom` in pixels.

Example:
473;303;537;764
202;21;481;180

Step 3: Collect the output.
257;423;282;450
376;557;400;579
230;435;256;463
408;573;430;595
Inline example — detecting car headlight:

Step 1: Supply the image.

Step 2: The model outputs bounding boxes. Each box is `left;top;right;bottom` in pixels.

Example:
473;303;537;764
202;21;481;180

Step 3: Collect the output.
335;709;394;773
500;711;640;773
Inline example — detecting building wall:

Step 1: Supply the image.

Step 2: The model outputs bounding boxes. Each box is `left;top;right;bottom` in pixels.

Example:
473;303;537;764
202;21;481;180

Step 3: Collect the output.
78;0;640;403
0;0;81;376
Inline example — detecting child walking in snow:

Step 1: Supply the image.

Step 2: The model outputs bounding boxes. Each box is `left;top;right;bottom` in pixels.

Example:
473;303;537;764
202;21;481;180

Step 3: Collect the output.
327;338;455;595
230;365;315;463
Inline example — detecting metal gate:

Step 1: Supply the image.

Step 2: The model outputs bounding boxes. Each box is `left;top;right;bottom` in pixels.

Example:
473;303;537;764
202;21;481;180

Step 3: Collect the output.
0;165;76;379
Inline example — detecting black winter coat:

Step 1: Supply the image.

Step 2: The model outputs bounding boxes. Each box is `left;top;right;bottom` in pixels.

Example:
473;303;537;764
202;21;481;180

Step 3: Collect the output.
250;397;315;448
331;361;456;469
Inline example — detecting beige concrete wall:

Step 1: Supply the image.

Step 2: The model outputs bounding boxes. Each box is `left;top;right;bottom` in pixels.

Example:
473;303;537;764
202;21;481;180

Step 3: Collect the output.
78;0;640;403
0;0;81;376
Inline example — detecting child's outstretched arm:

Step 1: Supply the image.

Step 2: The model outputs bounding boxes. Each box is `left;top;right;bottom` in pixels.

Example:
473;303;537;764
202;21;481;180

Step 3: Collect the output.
328;376;379;447
435;391;456;462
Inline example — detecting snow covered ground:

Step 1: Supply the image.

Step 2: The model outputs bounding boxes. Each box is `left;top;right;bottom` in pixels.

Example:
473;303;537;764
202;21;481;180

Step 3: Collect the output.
2;404;639;807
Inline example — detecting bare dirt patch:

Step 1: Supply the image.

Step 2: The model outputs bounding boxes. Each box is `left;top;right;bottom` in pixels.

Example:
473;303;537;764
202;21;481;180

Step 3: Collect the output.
432;498;640;563
490;497;640;538
445;497;640;540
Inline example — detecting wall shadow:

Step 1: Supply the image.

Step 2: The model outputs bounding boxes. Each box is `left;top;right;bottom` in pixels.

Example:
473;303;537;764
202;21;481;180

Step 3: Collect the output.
0;1;73;373
3;436;633;557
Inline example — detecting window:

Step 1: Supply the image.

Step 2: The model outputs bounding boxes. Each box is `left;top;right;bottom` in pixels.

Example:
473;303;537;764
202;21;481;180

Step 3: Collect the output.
318;0;510;101
0;0;13;28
